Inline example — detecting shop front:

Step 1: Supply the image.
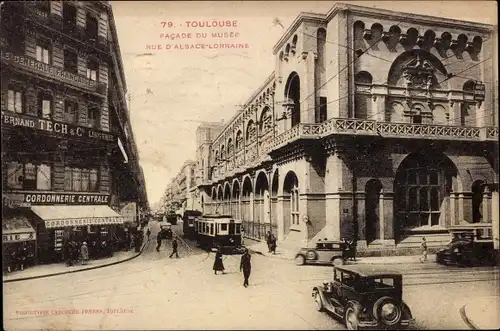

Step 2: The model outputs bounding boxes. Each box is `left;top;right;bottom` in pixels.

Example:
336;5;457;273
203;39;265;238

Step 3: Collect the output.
2;211;37;272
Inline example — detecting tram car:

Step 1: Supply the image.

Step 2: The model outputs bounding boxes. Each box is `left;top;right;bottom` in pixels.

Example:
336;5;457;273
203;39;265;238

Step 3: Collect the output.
182;210;203;238
194;215;243;253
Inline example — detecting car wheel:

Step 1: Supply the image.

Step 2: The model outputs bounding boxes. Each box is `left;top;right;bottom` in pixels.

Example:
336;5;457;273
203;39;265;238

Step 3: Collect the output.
332;257;344;266
344;306;360;330
295;255;305;266
373;296;402;327
313;290;324;312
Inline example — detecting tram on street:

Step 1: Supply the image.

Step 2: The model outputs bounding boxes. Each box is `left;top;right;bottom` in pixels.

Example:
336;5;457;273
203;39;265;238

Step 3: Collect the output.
194;215;243;253
182;210;203;238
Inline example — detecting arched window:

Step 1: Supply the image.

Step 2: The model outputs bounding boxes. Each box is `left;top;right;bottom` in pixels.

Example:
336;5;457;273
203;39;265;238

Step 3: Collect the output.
235;130;243;150
463;80;475;92
472;180;485;223
246;120;256;142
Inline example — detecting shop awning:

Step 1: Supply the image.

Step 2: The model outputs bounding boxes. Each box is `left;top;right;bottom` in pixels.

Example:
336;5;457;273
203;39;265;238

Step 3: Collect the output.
2;215;36;243
31;205;125;228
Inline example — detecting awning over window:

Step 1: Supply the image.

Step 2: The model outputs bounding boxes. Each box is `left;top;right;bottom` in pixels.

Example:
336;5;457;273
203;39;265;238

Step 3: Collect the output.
31;205;125;229
2;215;36;243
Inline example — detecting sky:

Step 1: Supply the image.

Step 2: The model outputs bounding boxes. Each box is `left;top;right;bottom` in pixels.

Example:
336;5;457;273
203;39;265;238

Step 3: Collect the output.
111;0;497;208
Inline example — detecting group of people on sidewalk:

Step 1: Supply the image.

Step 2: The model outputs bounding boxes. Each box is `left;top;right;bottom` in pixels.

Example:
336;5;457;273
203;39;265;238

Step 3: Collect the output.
266;231;277;254
4;246;32;273
212;246;252;288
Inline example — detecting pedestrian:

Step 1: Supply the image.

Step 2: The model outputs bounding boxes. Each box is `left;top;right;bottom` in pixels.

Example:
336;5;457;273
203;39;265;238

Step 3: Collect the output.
156;232;162;252
419;237;428;262
146;228;151;241
348;239;357;262
240;248;252;287
266;231;272;253
8;249;17;272
81;242;89;265
169;238;179;258
213;247;225;275
270;233;277;254
19;246;27;271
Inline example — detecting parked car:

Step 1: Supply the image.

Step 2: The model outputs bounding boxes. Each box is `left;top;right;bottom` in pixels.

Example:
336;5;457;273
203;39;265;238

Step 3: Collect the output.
312;265;414;330
295;240;348;266
436;230;495;267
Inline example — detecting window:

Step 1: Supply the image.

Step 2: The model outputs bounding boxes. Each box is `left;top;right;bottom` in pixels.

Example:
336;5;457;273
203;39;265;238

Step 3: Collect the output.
36;41;51;65
38;90;52;119
5;162;51;190
412;115;422;124
64;100;77;123
87;59;99;81
87;103;100;128
64;167;99;192
291;187;300;226
63;48;78;74
210;224;214;235
221;224;228;231
86;14;99;41
62;3;77;31
7;87;24;113
7;35;25;56
319;97;327;122
235;224;241;234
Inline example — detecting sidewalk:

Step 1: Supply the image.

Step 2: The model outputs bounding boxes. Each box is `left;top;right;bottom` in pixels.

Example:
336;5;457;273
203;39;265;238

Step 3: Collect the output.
460;296;500;330
245;239;437;264
3;239;150;283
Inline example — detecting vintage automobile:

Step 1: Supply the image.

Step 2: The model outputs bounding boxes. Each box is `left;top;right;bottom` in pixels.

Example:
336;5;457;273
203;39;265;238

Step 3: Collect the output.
436;227;495;267
295;240;348;266
312;265;414;330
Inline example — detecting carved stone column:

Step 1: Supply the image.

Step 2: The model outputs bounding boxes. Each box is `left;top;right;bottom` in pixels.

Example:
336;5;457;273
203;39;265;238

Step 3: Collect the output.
282;100;294;131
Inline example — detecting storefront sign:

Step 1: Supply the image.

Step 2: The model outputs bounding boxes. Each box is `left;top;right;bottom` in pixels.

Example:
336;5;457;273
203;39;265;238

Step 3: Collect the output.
2;232;36;243
120;202;137;224
473;82;485;101
1;111;117;143
3;193;111;206
45;217;124;228
0;50;102;93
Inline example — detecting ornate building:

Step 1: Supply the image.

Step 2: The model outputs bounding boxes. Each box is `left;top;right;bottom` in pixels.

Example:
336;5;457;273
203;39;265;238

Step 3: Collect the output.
197;3;498;255
1;1;149;263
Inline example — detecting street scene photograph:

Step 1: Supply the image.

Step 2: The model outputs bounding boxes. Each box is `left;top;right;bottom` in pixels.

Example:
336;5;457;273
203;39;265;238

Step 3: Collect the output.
1;1;499;330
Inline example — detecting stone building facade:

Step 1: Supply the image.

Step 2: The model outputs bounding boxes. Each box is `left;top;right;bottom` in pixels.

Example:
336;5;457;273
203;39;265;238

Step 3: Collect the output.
198;3;499;254
1;1;148;264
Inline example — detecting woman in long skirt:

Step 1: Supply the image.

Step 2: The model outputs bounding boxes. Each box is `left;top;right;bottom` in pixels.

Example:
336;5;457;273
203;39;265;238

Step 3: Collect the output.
213;247;225;275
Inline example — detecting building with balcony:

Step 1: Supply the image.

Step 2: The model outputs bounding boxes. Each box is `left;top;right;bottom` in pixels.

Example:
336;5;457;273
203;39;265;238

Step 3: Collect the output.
197;3;499;254
1;1;149;265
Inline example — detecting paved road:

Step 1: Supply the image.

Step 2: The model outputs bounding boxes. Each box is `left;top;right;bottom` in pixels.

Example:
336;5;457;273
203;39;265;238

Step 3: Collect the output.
4;221;498;330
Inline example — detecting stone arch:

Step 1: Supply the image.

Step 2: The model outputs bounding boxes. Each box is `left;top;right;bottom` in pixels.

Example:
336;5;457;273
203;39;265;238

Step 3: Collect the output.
235;130;243;150
232;179;241;218
259;106;272;134
211;187;217;201
255;171;270;224
291;34;298;53
223;182;231;215
355;71;373;84
246;119;256;142
284;72;301;127
241;175;253;222
365;179;383;243
285;43;290;57
220;144;225;161
354;71;373;119
217;185;223;201
283;171;300;231
463;80;475;92
422;30;436;49
471;180;487;223
227;138;233;156
387;49;449;88
393;150;459;241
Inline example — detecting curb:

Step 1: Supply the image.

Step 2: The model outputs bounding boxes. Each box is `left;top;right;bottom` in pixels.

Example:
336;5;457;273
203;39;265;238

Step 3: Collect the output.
460;305;478;330
3;239;151;284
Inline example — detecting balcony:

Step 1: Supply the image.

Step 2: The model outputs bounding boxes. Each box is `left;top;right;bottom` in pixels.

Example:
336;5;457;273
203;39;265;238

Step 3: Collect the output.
1;49;107;96
268;123;323;152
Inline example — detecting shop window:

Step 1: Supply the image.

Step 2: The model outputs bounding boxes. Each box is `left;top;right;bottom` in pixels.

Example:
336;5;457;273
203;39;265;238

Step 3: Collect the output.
221;223;228;231
64;100;77;123
87;59;99;81
38;90;52;119
86;14;99;41
87;103;100;128
63;48;78;74
64;167;99;192
36;40;51;65
7;87;24;113
5;162;51;190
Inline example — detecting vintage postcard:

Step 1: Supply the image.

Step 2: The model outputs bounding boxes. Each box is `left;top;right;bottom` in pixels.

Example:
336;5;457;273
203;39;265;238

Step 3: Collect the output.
2;0;499;330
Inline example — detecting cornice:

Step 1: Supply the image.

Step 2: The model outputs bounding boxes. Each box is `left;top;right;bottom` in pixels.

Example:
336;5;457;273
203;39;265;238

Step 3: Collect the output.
272;12;327;55
331;2;495;34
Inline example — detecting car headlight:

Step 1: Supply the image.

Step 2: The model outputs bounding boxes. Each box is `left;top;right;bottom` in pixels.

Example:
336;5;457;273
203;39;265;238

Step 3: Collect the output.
380;303;401;325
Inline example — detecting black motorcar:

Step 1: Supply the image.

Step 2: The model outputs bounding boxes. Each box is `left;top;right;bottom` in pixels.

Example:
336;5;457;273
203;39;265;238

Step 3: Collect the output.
312;265;414;330
436;231;495;267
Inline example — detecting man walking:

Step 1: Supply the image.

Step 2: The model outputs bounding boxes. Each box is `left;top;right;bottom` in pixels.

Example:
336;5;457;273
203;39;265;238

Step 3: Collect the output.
240;248;252;287
156;232;162;252
419;237;428;262
169;238;179;258
146;228;151;241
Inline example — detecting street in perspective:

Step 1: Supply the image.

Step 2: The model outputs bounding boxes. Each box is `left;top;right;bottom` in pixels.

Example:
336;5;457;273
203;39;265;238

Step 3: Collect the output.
2;1;499;330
